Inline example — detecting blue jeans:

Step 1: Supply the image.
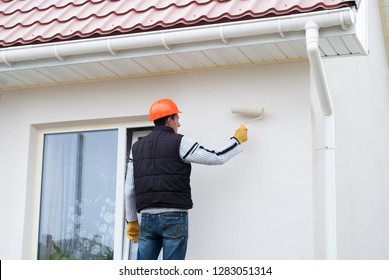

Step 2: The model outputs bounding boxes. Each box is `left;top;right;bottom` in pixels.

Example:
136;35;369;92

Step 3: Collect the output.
137;211;188;260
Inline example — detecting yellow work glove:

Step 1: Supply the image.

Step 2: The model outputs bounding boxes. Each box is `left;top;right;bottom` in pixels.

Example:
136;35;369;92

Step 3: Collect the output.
233;124;248;144
126;220;140;243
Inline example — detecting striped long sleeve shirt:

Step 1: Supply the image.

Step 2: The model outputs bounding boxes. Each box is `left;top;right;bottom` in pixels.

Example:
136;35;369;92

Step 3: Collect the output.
125;136;242;222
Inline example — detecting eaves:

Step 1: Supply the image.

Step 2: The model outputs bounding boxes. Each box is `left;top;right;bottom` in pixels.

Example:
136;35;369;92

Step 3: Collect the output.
0;7;367;90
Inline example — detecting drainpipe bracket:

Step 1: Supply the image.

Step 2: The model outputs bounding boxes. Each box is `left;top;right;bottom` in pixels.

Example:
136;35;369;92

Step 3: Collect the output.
277;19;286;38
54;45;66;61
219;26;229;44
107;39;118;56
1;51;13;67
339;11;347;30
315;146;336;151
161;33;172;50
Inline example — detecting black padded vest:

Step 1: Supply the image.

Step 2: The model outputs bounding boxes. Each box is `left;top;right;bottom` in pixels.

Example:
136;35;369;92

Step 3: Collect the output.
132;126;193;212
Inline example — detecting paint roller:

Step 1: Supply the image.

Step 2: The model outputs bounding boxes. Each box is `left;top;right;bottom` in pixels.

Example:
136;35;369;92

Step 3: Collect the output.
231;106;265;123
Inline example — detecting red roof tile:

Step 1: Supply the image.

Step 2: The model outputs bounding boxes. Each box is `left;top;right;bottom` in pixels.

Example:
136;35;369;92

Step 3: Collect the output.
0;0;361;48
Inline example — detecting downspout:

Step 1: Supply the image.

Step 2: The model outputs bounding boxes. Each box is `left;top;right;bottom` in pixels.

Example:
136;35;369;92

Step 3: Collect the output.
305;21;337;259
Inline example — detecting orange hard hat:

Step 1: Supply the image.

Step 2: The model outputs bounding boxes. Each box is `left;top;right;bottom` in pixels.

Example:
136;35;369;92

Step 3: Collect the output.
149;98;182;121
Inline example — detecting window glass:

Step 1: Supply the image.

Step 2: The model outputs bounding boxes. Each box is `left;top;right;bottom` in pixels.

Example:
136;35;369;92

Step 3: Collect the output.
37;130;118;260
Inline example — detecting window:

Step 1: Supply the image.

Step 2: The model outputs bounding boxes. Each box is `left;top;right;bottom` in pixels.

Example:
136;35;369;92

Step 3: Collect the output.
36;127;154;260
37;130;118;260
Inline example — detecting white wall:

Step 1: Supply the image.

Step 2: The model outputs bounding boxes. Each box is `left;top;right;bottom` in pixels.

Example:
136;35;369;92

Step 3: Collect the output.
323;0;389;260
0;61;313;260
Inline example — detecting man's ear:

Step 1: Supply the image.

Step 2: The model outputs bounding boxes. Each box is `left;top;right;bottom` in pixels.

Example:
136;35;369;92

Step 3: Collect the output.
165;116;172;126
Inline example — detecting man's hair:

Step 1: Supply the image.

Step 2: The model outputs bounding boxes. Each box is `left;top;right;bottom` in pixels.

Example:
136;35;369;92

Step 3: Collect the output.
153;114;177;126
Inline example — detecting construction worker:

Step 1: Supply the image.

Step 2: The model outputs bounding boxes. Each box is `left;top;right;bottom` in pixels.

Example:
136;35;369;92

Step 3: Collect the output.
124;98;248;260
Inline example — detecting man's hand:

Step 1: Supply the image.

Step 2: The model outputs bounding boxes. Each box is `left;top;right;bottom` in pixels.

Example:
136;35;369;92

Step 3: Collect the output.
233;124;248;144
126;220;140;243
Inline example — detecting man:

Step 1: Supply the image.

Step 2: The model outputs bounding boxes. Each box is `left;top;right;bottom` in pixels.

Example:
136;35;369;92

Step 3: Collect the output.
124;98;248;260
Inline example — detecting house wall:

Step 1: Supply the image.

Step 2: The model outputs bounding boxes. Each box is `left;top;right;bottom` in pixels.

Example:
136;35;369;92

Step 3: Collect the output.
323;0;389;260
0;61;313;260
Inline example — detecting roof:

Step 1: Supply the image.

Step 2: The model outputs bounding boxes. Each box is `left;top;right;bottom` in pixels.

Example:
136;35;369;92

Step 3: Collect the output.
0;0;361;48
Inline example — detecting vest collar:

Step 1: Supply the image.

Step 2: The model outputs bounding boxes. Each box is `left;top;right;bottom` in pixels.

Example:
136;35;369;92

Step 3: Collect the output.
153;125;174;133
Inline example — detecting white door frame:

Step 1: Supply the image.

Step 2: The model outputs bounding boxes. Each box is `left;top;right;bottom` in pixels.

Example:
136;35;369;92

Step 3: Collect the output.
115;129;152;260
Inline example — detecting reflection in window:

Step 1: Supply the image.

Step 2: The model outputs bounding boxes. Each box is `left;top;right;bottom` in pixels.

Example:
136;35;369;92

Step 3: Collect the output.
38;130;118;260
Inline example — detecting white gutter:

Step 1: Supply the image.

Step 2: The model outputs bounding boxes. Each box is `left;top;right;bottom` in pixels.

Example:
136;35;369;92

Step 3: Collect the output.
0;8;355;66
